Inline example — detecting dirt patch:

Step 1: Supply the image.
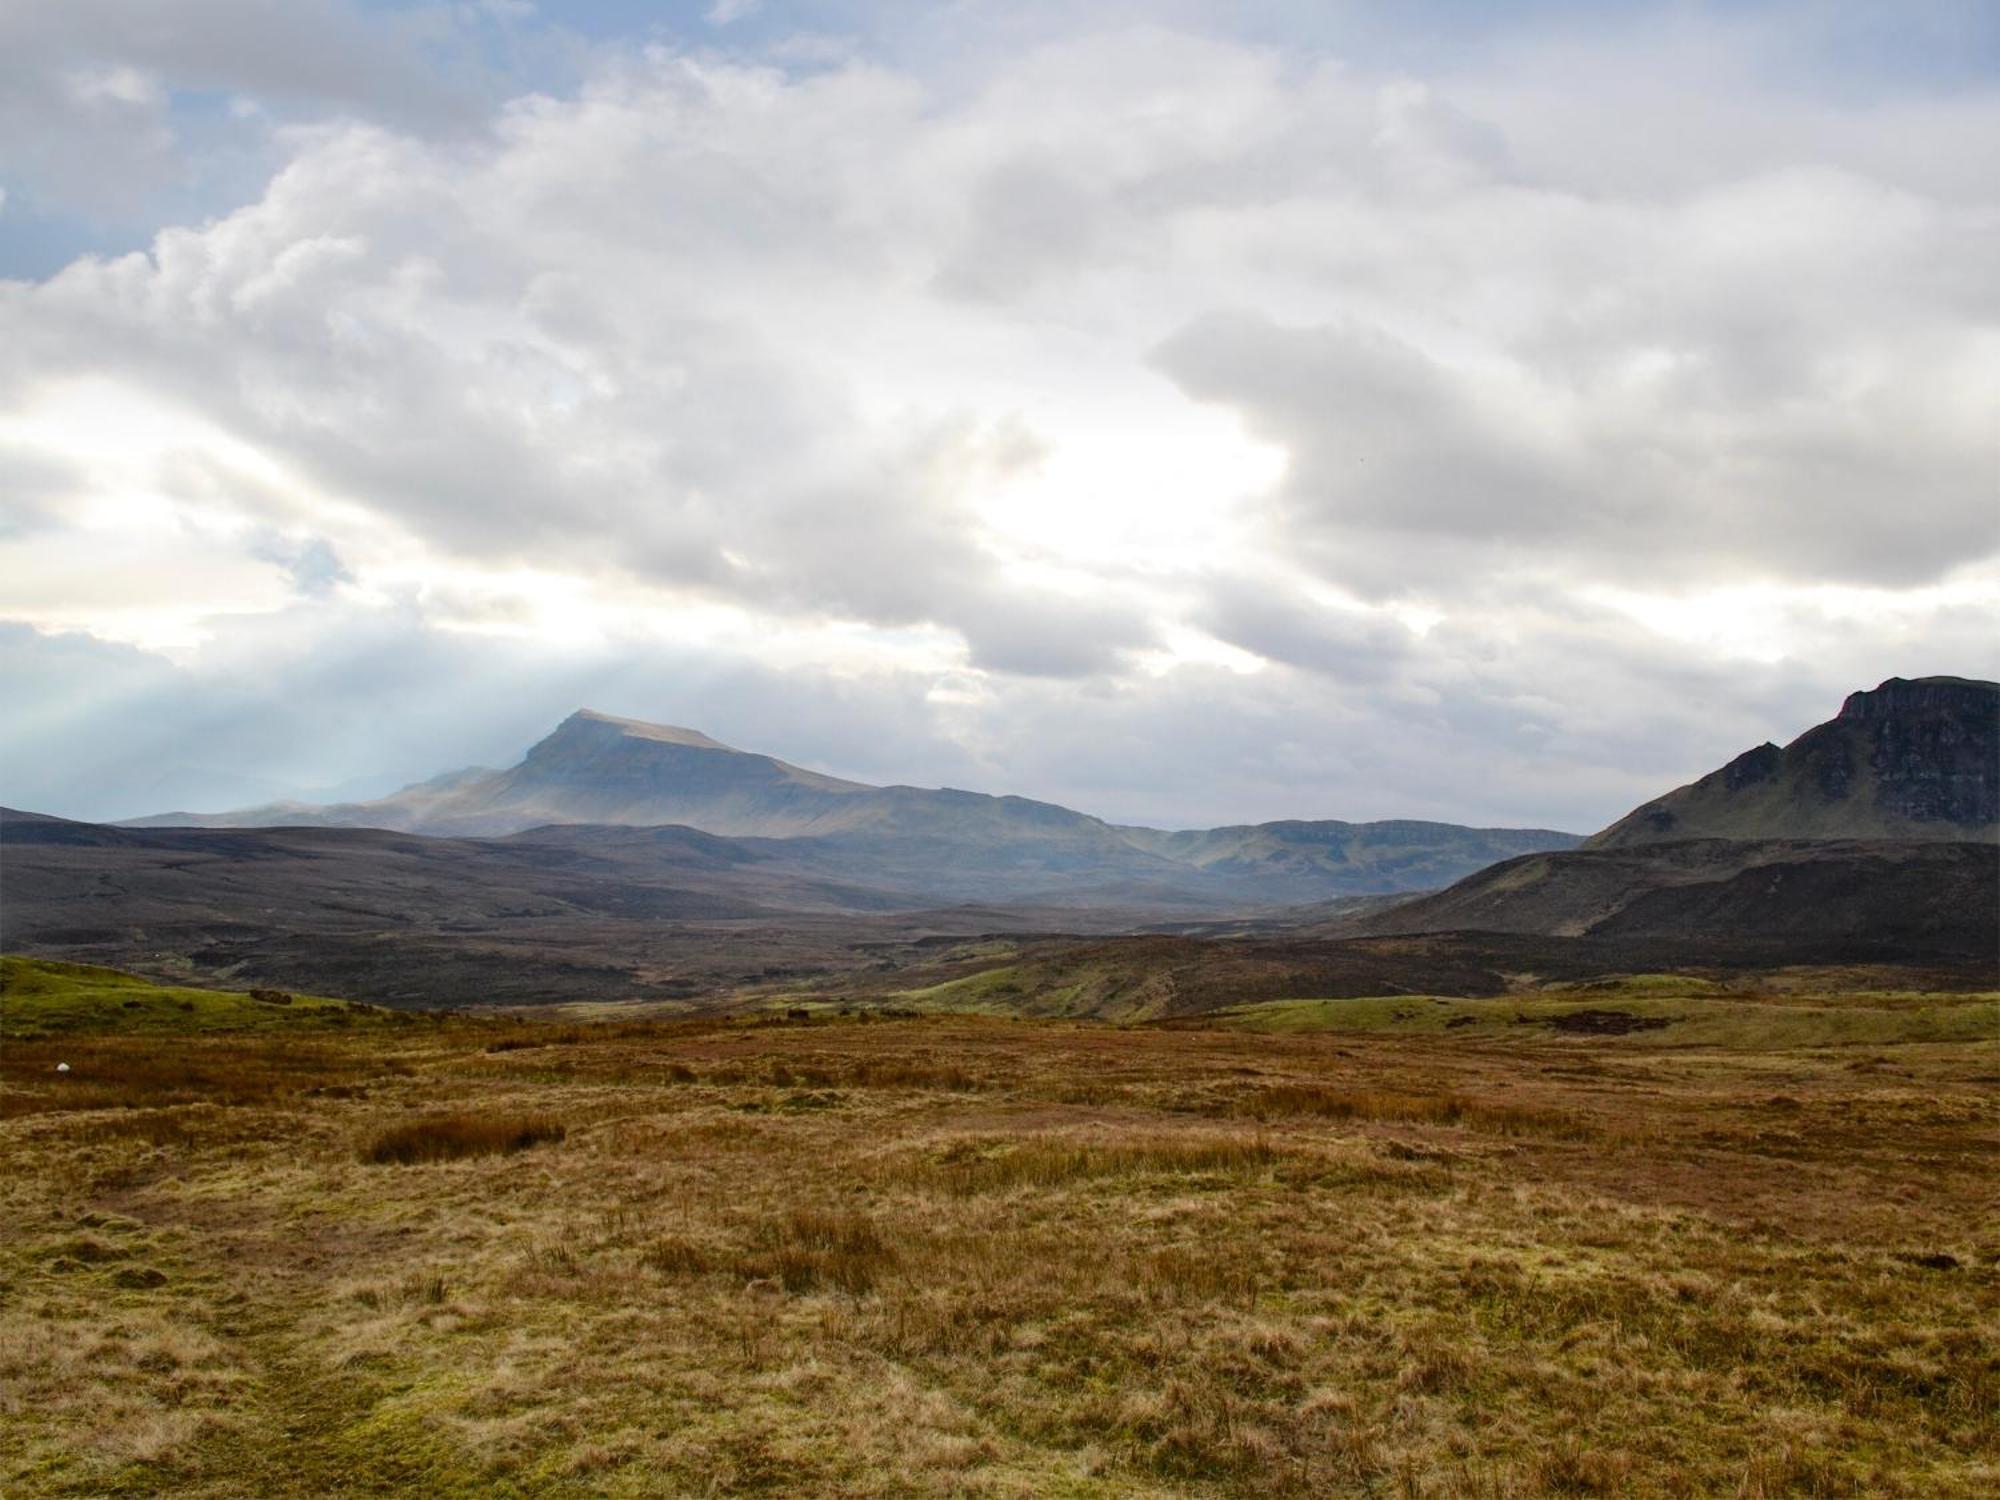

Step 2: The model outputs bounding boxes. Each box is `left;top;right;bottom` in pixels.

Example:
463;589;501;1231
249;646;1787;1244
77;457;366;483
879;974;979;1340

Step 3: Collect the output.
1544;1009;1672;1036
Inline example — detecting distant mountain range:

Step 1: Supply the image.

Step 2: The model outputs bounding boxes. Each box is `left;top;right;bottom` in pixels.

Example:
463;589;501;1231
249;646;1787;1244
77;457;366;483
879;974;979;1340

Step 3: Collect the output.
4;675;1992;1008
121;708;1579;905
1356;677;1998;953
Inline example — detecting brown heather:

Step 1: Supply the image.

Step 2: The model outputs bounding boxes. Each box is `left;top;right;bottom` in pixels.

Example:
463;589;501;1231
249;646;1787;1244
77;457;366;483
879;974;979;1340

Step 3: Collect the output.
359;1112;567;1165
0;1006;1995;1496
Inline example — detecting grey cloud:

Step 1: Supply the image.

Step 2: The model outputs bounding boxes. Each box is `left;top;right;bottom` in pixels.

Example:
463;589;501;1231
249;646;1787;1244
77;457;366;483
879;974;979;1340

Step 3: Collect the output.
1154;303;2000;598
934;155;1105;302
951;586;1158;678
0;0;501;230
1156;311;1577;539
0;0;477;124
1196;576;1413;682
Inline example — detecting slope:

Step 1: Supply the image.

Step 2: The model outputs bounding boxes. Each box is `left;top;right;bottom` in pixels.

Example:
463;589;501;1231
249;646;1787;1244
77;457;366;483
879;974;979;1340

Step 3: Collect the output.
1589;676;1997;848
1347;838;1997;961
1349;676;1999;961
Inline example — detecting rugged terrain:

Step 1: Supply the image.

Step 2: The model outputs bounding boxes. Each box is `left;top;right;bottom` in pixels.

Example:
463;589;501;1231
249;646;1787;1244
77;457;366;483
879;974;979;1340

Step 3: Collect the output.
8;808;1990;1012
1347;677;1998;950
0;808;1156;1007
2;960;1994;1498
1590;676;1996;847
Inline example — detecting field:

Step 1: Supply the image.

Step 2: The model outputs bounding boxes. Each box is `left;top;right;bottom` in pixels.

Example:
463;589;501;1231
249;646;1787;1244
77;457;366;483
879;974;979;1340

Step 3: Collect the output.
1;960;1996;1497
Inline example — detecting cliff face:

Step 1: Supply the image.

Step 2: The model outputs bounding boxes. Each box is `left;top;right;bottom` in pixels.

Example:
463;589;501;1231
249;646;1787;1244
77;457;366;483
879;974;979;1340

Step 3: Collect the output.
1834;677;1998;827
1588;677;1998;849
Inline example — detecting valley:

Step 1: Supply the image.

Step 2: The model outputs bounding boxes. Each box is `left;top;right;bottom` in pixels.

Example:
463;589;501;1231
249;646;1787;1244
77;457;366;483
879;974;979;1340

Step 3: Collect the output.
7;677;1994;1013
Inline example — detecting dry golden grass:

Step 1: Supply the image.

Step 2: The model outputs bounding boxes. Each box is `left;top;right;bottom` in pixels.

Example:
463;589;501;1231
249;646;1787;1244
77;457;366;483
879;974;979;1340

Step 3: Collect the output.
1;1003;1995;1497
1229;1082;1594;1138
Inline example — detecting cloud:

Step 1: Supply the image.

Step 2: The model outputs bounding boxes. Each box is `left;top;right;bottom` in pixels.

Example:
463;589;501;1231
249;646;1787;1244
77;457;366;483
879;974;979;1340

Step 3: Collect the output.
1154;268;2000;598
1195;576;1414;683
0;0;495;227
0;59;1164;676
1;7;1996;829
0;445;87;538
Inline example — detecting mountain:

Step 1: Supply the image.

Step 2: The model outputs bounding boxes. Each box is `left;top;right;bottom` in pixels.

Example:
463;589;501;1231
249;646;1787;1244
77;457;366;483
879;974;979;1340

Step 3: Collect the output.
126;713;874;837
1353;677;1999;955
123;708;1579;903
1117;819;1575;897
1589;677;1997;848
1346;838;1996;960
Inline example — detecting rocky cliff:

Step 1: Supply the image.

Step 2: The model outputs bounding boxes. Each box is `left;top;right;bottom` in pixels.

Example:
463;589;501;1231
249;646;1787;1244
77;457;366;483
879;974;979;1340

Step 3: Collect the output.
1588;677;1997;848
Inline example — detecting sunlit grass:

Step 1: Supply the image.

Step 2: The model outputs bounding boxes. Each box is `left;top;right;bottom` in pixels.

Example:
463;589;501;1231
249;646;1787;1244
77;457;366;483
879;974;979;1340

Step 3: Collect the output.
1;956;394;1039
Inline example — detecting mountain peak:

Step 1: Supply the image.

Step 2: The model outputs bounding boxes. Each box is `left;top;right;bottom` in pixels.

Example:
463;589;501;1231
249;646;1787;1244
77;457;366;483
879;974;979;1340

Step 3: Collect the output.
549;710;737;753
1588;675;1998;848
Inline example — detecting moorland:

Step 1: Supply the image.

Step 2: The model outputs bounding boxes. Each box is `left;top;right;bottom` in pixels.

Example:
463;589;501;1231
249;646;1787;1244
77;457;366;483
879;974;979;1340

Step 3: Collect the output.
2;957;1995;1498
3;675;1995;1497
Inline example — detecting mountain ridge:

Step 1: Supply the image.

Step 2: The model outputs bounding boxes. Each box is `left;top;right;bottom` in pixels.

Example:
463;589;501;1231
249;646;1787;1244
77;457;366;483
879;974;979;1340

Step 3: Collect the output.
1587;676;1997;848
1354;676;1999;950
119;707;1582;903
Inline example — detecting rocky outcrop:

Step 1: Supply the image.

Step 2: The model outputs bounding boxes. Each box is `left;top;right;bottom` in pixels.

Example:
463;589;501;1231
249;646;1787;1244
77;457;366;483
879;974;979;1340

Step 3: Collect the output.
1589;677;1997;848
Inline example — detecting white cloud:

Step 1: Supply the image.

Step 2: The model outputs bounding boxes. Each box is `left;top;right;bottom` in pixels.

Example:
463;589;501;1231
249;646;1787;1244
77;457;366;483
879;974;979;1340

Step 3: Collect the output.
2;7;1996;828
707;0;765;26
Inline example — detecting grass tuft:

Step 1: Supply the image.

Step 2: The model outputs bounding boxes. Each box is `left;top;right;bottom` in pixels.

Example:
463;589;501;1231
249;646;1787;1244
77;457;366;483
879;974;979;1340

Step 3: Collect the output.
359;1113;565;1165
1233;1083;1593;1138
911;1132;1284;1195
738;1209;893;1294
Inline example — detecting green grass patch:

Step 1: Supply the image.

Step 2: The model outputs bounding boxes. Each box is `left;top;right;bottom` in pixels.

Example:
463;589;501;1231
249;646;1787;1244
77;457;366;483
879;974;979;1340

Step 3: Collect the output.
893;964;1037;1012
1;956;390;1038
1204;991;2000;1048
903;1132;1287;1195
893;962;1146;1019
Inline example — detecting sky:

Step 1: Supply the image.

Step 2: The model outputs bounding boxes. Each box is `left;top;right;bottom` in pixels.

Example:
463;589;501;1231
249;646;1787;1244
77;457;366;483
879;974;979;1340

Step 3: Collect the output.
1;0;1996;830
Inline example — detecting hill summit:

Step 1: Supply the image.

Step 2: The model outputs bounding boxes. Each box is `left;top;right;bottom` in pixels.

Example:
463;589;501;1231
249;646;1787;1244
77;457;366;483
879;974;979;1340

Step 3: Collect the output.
1587;676;1997;848
1353;676;1998;956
